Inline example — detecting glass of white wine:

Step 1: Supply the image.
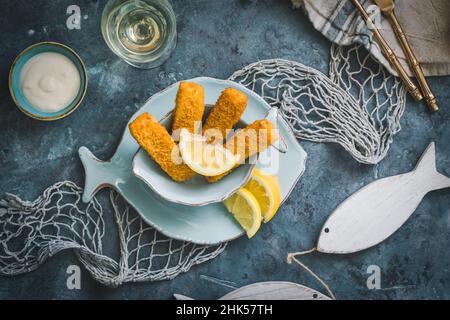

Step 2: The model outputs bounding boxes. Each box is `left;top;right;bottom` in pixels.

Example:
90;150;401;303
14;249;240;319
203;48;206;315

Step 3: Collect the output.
101;0;177;69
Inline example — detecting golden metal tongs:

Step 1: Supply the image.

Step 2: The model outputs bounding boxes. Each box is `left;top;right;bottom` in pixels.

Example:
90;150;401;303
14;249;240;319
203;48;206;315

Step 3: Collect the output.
374;0;438;112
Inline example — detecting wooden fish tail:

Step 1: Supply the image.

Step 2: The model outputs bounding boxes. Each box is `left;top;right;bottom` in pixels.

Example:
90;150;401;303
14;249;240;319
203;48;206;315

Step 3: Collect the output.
414;142;450;191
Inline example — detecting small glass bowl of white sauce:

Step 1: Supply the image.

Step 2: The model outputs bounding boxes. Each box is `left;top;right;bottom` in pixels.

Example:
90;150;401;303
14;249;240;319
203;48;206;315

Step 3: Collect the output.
9;42;88;121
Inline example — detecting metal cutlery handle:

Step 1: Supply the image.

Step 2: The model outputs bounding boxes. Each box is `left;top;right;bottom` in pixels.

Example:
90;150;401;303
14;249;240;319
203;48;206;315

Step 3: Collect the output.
386;11;438;112
350;0;423;102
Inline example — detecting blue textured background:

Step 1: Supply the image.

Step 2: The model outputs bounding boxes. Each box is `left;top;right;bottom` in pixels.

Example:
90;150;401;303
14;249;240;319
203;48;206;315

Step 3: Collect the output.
0;0;449;299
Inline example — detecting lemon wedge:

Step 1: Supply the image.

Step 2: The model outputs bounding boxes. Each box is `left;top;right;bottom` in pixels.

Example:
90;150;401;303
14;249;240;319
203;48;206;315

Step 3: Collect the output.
179;129;240;176
244;168;281;223
223;188;262;238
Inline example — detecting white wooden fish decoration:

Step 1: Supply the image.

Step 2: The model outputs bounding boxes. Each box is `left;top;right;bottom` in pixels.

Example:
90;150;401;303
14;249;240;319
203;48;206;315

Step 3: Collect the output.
317;142;450;254
174;281;332;300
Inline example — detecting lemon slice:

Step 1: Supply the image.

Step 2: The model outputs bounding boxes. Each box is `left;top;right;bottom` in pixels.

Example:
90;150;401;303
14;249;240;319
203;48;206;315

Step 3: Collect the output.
179;129;240;176
223;188;262;238
244;168;281;223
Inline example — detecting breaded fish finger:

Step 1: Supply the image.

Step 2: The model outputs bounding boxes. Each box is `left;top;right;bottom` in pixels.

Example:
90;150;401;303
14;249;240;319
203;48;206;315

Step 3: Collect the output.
130;112;195;182
206;119;278;183
172;82;205;134
203;88;247;143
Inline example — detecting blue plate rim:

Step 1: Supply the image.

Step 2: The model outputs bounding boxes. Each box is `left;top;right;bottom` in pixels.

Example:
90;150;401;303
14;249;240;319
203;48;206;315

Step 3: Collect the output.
126;77;307;243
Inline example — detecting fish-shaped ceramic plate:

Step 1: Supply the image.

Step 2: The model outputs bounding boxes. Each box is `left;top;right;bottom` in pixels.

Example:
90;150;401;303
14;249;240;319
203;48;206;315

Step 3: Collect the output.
317;142;450;254
174;281;332;300
79;77;307;245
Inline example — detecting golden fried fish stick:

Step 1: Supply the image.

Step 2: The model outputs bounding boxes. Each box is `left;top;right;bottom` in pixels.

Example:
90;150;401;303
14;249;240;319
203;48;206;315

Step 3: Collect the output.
130;113;195;182
203;88;247;143
206;119;278;183
172;82;205;134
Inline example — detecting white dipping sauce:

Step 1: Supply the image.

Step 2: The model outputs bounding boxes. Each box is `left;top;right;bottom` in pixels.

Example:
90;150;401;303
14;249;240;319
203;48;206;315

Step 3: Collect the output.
20;52;81;113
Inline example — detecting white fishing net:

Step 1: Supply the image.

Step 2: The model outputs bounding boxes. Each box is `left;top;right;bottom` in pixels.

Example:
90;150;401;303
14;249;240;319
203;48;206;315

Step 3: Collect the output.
0;44;405;286
231;44;406;164
0;181;226;286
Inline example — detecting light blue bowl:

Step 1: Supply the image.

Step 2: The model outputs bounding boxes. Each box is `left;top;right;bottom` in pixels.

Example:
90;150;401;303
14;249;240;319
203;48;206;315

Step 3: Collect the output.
9;42;88;121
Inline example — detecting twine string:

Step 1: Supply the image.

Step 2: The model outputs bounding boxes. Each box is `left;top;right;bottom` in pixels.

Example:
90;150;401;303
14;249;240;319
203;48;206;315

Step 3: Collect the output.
287;247;336;300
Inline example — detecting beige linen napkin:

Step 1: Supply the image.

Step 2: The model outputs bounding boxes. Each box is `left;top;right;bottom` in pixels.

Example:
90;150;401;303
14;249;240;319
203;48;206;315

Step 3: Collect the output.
293;0;450;76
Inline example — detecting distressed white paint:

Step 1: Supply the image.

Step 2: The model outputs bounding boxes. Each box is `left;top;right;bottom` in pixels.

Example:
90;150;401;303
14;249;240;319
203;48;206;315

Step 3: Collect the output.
219;281;331;300
317;142;450;254
174;281;331;300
